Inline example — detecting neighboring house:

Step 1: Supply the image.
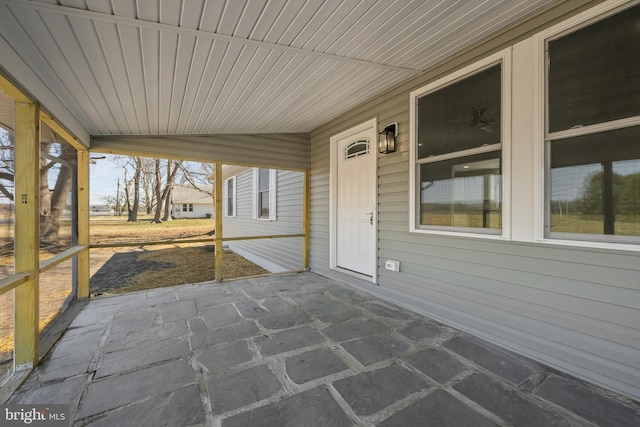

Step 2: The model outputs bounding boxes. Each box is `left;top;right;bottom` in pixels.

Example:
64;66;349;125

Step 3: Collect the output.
220;165;303;273
170;185;213;219
89;204;112;216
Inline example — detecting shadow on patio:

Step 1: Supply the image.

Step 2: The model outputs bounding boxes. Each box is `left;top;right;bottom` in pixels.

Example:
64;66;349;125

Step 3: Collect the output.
8;273;640;426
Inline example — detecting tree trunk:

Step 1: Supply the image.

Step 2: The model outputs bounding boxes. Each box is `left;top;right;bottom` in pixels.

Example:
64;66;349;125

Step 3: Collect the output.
40;141;75;244
162;161;173;221
162;185;172;221
152;159;163;223
128;157;142;221
39;142;54;243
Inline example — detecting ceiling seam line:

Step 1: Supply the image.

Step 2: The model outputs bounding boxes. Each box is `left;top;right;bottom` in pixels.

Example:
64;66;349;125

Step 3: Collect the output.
0;0;422;75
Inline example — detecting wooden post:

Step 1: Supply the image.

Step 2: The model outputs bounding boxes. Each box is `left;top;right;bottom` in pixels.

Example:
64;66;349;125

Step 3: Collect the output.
303;169;310;270
214;161;223;282
13;101;40;370
77;150;90;298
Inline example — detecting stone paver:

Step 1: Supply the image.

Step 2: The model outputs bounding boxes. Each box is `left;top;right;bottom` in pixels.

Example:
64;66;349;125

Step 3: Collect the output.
83;385;204;427
8;273;640;426
340;335;410;366
221;386;353;427
403;347;466;383
96;337;189;378
254;326;325;356
285;347;349;384
534;375;640;427
189;318;259;349
258;310;310;330
197;340;253;373
322;318;388;342
208;364;281;414
332;364;428;416
378;389;495;427
397;319;446;341
77;359;196;419
444;335;537;384
454;372;570;427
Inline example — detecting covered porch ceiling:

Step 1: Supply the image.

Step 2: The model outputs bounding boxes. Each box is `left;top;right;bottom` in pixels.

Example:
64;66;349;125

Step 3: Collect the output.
0;0;557;141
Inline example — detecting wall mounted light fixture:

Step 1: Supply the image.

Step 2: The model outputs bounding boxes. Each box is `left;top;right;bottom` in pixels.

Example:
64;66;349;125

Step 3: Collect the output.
378;122;398;154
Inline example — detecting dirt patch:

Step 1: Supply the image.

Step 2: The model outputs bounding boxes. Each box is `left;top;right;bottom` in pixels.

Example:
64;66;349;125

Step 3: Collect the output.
90;244;268;295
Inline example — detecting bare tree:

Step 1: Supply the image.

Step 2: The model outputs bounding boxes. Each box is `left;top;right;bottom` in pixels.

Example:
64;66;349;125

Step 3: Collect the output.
162;160;173;222
1;128;83;245
0;129;15;203
39;137;76;245
152;159;163;223
141;157;156;215
127;157;142;222
152;159;181;223
109;155;143;220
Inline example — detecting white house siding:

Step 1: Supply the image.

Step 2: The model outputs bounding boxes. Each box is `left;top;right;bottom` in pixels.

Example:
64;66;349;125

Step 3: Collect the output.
223;168;304;273
172;203;212;219
309;1;640;400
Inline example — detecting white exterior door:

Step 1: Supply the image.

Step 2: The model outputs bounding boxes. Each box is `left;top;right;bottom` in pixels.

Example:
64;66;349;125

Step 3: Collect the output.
332;120;377;278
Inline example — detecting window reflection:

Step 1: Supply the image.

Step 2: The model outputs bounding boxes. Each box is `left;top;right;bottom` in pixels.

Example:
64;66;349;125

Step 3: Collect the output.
549;126;640;237
420;153;501;231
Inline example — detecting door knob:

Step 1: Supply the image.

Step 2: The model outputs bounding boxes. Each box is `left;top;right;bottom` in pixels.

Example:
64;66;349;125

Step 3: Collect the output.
366;211;373;225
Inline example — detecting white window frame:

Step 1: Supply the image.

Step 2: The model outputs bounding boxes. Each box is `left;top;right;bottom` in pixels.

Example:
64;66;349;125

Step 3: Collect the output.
531;0;640;251
252;168;277;221
223;176;236;218
409;48;512;239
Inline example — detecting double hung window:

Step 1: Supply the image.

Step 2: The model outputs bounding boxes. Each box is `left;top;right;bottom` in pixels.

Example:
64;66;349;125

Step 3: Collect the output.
411;52;508;235
545;4;640;243
253;168;277;221
224;177;236;217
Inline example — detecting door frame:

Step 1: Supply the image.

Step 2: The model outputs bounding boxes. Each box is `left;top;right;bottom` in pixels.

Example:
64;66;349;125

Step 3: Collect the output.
329;118;378;284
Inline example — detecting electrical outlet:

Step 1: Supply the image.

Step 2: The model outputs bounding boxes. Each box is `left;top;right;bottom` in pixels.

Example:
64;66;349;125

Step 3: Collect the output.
385;259;400;272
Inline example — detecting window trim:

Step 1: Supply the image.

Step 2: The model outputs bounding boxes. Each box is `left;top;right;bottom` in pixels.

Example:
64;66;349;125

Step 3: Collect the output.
252;168;277;221
532;0;640;250
223;176;236;218
409;48;512;239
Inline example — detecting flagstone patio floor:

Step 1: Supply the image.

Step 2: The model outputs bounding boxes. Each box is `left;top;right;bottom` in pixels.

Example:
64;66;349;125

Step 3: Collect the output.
9;272;640;426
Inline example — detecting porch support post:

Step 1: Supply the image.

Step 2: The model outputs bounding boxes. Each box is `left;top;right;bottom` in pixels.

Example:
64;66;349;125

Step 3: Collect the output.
77;149;90;298
214;161;223;282
303;169;310;270
14;100;40;370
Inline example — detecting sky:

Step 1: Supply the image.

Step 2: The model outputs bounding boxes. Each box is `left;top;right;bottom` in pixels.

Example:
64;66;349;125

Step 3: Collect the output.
89;155;125;205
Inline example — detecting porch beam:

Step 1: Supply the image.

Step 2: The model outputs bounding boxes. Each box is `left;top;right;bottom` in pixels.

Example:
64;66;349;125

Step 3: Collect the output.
303;170;310;270
13;100;40;370
214;161;223;282
41;112;87;151
0;74;31;103
77;150;90;298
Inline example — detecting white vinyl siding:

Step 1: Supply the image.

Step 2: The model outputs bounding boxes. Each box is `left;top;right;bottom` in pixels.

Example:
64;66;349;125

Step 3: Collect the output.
309;1;640;401
225;168;303;272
